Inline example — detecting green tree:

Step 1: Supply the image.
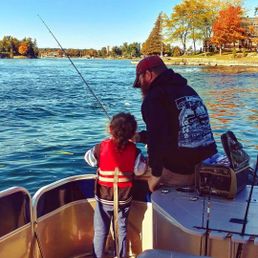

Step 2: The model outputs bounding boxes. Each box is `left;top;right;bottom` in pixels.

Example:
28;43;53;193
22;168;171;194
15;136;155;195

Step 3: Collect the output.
88;48;98;57
162;43;173;56
32;39;39;57
121;42;141;58
184;0;208;53
121;42;130;57
164;8;190;54
142;13;164;55
98;47;108;57
129;42;141;57
0;36;19;57
111;46;122;57
165;0;216;54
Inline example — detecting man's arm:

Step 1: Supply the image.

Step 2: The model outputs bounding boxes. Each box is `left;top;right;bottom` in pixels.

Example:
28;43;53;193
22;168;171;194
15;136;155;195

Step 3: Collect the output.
148;174;161;192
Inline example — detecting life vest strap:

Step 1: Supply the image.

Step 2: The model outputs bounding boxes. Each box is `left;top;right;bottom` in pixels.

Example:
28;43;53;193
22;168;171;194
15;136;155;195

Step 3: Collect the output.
98;175;132;183
98;170;133;177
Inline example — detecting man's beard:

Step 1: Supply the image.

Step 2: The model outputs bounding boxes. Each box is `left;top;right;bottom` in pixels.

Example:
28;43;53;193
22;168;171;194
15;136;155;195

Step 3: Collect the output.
141;84;149;98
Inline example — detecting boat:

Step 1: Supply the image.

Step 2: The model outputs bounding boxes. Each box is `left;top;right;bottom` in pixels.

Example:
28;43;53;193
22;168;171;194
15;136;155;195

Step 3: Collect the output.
1;173;258;258
0;174;153;258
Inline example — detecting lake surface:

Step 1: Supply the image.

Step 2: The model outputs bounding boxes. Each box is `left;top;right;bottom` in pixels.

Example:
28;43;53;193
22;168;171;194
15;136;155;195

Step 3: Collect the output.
0;58;257;194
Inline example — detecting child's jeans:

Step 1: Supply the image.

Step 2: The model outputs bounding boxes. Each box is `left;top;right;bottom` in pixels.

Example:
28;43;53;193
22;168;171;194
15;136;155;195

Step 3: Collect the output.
93;201;130;258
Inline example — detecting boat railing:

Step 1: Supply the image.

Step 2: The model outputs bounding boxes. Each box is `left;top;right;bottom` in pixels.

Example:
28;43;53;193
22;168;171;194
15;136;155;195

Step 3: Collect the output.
31;174;97;258
0;174;152;258
32;174;96;220
0;186;34;258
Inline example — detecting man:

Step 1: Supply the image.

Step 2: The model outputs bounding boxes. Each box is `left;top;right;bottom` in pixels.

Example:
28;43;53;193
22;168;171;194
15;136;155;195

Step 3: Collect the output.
133;55;217;192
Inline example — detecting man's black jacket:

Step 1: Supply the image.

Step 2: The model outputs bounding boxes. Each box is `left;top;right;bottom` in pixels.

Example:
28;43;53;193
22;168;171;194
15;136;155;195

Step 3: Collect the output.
140;69;217;177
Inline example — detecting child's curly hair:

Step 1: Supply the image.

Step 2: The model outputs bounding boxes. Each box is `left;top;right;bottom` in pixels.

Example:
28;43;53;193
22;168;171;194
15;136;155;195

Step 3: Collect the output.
110;112;137;151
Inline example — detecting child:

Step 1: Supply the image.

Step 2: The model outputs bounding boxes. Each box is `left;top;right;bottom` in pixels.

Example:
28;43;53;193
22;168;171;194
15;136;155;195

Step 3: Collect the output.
84;112;146;258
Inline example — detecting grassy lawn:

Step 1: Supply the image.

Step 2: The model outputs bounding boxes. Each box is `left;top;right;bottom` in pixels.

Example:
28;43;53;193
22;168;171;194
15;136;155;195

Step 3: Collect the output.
164;51;258;61
162;51;258;66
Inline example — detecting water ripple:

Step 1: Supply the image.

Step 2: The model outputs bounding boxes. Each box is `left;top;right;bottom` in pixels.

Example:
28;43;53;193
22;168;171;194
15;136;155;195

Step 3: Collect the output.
0;59;257;194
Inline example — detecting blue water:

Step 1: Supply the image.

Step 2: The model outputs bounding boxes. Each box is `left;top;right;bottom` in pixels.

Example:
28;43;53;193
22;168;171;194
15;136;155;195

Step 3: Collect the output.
0;59;257;194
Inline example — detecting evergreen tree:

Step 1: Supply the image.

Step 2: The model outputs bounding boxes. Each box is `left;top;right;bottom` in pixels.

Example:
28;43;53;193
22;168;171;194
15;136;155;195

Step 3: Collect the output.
111;46;122;57
99;47;108;57
163;43;173;56
129;42;141;57
32;39;39;57
121;42;141;58
142;13;164;55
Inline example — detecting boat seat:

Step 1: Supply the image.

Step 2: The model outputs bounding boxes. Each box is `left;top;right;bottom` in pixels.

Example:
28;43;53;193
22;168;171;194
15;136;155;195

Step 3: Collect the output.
137;249;211;258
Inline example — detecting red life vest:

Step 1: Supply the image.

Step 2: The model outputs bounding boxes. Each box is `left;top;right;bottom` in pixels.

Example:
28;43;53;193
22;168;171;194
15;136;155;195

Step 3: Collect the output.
98;139;137;188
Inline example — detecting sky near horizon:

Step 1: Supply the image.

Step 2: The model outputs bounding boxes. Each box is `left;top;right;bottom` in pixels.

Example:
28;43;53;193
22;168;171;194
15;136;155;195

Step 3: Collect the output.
0;0;257;50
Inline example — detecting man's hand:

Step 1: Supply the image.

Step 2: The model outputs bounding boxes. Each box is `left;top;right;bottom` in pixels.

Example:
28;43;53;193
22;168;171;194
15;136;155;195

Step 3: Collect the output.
131;130;147;144
148;175;161;192
131;132;141;143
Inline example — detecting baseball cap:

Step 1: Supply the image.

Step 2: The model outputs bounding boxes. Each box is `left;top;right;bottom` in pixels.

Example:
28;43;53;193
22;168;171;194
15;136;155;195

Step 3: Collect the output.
133;55;166;88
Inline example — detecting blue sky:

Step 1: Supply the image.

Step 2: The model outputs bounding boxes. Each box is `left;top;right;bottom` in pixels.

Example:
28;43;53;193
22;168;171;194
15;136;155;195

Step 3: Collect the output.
0;0;257;49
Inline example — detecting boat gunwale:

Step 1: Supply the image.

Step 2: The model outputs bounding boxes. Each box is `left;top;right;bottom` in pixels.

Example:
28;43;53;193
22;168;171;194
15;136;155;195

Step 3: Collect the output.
36;198;95;223
32;174;96;219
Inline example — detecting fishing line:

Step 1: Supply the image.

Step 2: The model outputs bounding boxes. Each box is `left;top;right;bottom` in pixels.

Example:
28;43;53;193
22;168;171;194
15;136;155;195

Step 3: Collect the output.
37;15;111;120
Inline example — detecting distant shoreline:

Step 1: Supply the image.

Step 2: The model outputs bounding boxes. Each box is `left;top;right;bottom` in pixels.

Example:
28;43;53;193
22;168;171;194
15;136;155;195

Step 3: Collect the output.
3;54;258;72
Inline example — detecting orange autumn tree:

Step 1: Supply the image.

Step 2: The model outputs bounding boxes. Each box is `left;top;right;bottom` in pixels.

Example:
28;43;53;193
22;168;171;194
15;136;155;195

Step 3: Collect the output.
246;25;258;50
211;5;246;55
18;42;29;56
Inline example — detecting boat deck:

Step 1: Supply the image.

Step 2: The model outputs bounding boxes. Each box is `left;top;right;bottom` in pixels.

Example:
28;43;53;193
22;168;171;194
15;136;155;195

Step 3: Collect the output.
151;185;258;257
152;185;258;240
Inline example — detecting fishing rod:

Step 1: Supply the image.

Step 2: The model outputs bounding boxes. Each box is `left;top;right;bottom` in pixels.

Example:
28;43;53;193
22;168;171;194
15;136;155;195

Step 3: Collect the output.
38;16;122;258
204;176;212;256
37;15;111;120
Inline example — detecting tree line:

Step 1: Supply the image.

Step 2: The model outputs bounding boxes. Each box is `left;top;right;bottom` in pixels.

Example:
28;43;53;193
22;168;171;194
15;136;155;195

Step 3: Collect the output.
0;36;39;58
39;42;141;58
1;1;257;59
142;0;258;56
